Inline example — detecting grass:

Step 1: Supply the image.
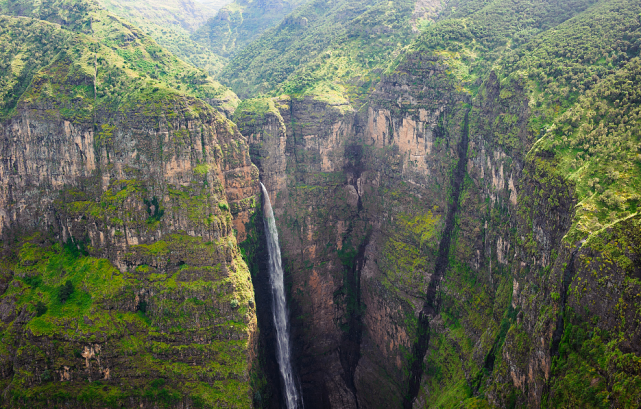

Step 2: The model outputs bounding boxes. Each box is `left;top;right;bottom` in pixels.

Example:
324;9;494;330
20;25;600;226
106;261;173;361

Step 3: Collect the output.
1;220;256;408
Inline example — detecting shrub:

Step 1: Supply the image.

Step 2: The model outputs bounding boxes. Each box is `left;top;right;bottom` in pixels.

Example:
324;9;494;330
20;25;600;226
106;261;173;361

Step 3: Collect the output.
144;196;164;222
59;280;74;303
40;370;52;382
24;275;42;288
35;301;47;317
137;300;148;313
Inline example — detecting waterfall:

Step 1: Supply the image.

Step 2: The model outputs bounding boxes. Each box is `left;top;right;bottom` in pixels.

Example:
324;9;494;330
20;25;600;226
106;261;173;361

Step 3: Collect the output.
260;182;301;409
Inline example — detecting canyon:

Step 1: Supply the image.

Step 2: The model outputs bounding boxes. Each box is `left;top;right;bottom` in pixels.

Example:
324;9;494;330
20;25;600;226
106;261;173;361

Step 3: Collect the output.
1;0;641;407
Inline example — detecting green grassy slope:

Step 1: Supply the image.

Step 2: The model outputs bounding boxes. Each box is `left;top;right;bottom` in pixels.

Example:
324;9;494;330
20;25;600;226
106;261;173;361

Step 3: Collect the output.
0;16;71;118
96;0;230;76
513;0;641;242
220;0;599;100
192;0;309;61
0;233;256;408
0;0;239;116
400;0;641;241
218;0;424;99
96;0;309;77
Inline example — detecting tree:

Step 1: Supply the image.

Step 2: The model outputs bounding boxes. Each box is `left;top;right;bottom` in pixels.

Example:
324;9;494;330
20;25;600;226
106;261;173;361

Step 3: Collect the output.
35;301;47;317
59;280;74;303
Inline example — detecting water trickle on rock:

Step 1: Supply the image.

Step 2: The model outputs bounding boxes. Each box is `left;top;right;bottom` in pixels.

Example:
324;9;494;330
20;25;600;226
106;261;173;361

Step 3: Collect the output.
261;183;301;409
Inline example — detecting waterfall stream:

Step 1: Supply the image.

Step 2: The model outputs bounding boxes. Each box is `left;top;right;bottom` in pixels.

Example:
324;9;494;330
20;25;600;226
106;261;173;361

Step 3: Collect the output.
261;183;301;409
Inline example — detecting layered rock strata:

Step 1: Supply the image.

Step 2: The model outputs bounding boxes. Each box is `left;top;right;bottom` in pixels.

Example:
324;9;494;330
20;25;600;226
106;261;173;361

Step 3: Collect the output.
235;49;641;408
0;23;260;407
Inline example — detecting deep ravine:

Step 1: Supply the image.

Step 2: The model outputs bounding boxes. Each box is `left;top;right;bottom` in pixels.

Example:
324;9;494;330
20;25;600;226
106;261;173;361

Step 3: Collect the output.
261;182;302;409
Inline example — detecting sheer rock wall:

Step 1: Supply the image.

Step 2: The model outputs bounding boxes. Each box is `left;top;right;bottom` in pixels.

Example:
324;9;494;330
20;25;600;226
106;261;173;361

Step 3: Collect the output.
237;50;641;408
0;52;260;407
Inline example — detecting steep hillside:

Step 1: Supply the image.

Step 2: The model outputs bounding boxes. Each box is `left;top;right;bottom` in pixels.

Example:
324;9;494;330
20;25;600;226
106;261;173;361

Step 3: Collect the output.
0;16;72;119
218;0;431;98
0;0;239;113
93;0;307;77
96;0;227;75
192;0;309;61
0;1;261;407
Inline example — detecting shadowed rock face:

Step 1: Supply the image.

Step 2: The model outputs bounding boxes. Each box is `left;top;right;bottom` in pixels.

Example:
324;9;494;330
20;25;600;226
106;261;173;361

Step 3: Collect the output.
236;54;467;408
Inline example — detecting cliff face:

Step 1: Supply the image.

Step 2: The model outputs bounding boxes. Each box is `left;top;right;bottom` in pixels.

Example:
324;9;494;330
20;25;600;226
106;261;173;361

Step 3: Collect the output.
0;14;260;408
235;46;641;409
235;54;466;407
236;96;364;407
3;0;641;407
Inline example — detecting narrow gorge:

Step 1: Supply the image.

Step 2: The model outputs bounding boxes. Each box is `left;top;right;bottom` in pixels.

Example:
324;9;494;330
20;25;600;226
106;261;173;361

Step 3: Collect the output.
1;0;641;408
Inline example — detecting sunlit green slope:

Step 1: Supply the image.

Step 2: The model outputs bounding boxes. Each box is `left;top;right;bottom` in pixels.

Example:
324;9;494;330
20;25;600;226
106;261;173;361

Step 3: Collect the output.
0;0;238;118
96;0;227;76
218;0;428;99
192;0;309;61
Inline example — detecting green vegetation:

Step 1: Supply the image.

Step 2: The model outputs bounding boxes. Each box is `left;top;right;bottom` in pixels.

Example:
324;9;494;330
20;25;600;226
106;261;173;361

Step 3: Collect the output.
548;310;641;408
0;0;239;119
35;301;48;316
534;56;641;242
58;280;75;303
380;209;441;299
97;0;309;78
97;0;226;76
218;0;421;99
0;16;70;119
193;0;309;60
0;229;255;407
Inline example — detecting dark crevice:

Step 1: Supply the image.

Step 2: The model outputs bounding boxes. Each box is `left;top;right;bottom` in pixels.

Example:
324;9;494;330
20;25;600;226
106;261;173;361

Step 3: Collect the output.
543;247;580;405
550;247;579;358
404;108;470;409
338;232;369;408
473;304;517;394
337;144;368;407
